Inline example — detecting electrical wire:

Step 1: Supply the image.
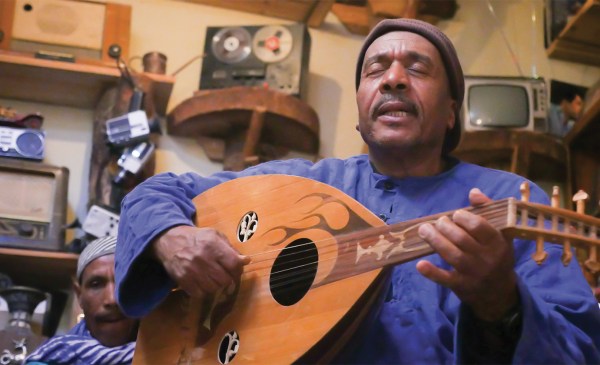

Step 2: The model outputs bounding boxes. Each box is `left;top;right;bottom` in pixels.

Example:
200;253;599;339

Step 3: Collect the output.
116;57;138;90
486;0;524;77
171;53;206;77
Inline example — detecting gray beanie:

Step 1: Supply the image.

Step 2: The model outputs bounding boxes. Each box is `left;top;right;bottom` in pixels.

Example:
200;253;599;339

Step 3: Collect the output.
355;18;464;154
77;236;117;281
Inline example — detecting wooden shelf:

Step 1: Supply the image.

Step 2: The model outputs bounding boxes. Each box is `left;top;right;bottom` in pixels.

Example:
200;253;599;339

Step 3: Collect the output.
547;0;600;66
0;51;175;114
331;0;457;35
0;247;78;291
178;0;456;35
179;0;334;27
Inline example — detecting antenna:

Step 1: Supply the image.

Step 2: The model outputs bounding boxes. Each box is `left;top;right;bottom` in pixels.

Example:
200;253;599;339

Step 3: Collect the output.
485;0;525;77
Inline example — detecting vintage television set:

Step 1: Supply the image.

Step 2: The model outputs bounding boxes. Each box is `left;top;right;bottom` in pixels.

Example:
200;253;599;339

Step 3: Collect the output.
462;76;548;133
0;159;69;251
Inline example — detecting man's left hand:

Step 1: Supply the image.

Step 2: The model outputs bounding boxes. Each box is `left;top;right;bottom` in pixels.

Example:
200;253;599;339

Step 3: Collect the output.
415;188;519;321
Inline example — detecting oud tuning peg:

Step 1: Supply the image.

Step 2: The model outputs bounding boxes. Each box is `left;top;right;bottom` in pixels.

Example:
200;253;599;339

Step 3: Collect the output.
519;181;530;231
573;190;589;213
586;226;600;274
525;181;547;264
550;186;573;265
532;213;548;265
573;190;599;273
551;186;560;208
520;181;530;202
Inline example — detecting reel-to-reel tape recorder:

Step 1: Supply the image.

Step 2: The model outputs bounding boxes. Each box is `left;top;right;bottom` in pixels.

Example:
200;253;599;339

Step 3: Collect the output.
200;24;311;99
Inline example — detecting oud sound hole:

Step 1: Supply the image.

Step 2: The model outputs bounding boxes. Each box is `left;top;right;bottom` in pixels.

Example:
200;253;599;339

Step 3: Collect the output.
270;238;318;306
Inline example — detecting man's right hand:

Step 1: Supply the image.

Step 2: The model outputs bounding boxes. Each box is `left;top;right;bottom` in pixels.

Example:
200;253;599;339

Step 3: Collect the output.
151;225;250;297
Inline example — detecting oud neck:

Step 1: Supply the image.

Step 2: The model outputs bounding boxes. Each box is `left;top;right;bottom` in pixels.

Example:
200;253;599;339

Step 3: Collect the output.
327;197;600;285
328;199;515;283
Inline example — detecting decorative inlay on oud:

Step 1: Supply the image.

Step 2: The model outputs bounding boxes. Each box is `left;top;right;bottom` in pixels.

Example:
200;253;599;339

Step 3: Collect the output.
237;212;258;242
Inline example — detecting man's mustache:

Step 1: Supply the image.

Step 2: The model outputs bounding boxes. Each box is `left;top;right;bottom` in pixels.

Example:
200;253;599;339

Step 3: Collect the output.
371;94;418;119
95;310;127;322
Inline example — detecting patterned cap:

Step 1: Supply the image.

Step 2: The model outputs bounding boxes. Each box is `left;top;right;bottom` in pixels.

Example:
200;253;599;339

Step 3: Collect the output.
355;18;464;154
77;236;117;281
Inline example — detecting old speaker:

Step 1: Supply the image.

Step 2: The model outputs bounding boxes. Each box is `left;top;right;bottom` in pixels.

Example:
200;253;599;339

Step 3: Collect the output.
0;159;69;251
200;23;311;99
0;0;131;65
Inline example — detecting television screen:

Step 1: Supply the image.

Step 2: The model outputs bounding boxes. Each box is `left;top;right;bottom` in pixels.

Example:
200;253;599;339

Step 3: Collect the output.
467;85;529;128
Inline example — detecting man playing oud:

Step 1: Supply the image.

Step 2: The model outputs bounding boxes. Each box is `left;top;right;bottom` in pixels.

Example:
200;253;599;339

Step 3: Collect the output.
114;19;600;363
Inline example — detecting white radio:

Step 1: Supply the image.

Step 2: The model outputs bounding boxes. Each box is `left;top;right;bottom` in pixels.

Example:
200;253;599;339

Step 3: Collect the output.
0;126;45;161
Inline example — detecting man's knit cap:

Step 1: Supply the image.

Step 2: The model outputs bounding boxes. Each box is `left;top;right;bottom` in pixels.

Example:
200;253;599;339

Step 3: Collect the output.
355;18;464;154
77;236;117;281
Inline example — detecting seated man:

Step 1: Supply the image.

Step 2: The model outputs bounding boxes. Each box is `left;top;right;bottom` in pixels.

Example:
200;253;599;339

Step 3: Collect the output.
547;80;585;137
26;236;138;365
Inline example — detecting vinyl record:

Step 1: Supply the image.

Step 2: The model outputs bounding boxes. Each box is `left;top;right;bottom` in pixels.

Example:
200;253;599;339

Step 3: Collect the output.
252;25;293;63
211;27;252;64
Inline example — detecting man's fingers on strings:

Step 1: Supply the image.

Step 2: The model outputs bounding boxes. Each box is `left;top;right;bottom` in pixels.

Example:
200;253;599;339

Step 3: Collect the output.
196;270;223;294
179;278;207;298
451;209;501;246
416;260;454;288
468;188;491;206
419;220;472;268
434;215;480;253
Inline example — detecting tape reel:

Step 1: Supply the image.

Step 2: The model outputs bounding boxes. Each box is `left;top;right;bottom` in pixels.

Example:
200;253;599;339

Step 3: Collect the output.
211;27;252;64
252;25;293;63
200;23;311;99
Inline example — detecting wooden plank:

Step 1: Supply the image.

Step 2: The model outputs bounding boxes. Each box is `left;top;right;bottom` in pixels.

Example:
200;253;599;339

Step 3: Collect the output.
306;0;335;27
0;51;174;113
368;0;416;18
182;0;319;23
547;0;600;66
547;36;600;66
0;247;78;291
0;0;16;50
136;72;176;116
557;0;600;46
0;50;120;108
102;2;132;64
331;3;371;35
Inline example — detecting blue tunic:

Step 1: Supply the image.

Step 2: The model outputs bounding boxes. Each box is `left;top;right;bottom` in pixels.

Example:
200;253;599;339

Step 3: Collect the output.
115;155;600;363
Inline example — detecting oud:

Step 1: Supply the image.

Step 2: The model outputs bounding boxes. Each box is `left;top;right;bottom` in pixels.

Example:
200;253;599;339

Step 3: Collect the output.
133;175;600;365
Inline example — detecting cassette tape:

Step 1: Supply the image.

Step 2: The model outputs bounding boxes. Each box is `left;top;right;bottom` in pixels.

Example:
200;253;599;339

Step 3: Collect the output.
0;126;45;161
200;24;311;99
